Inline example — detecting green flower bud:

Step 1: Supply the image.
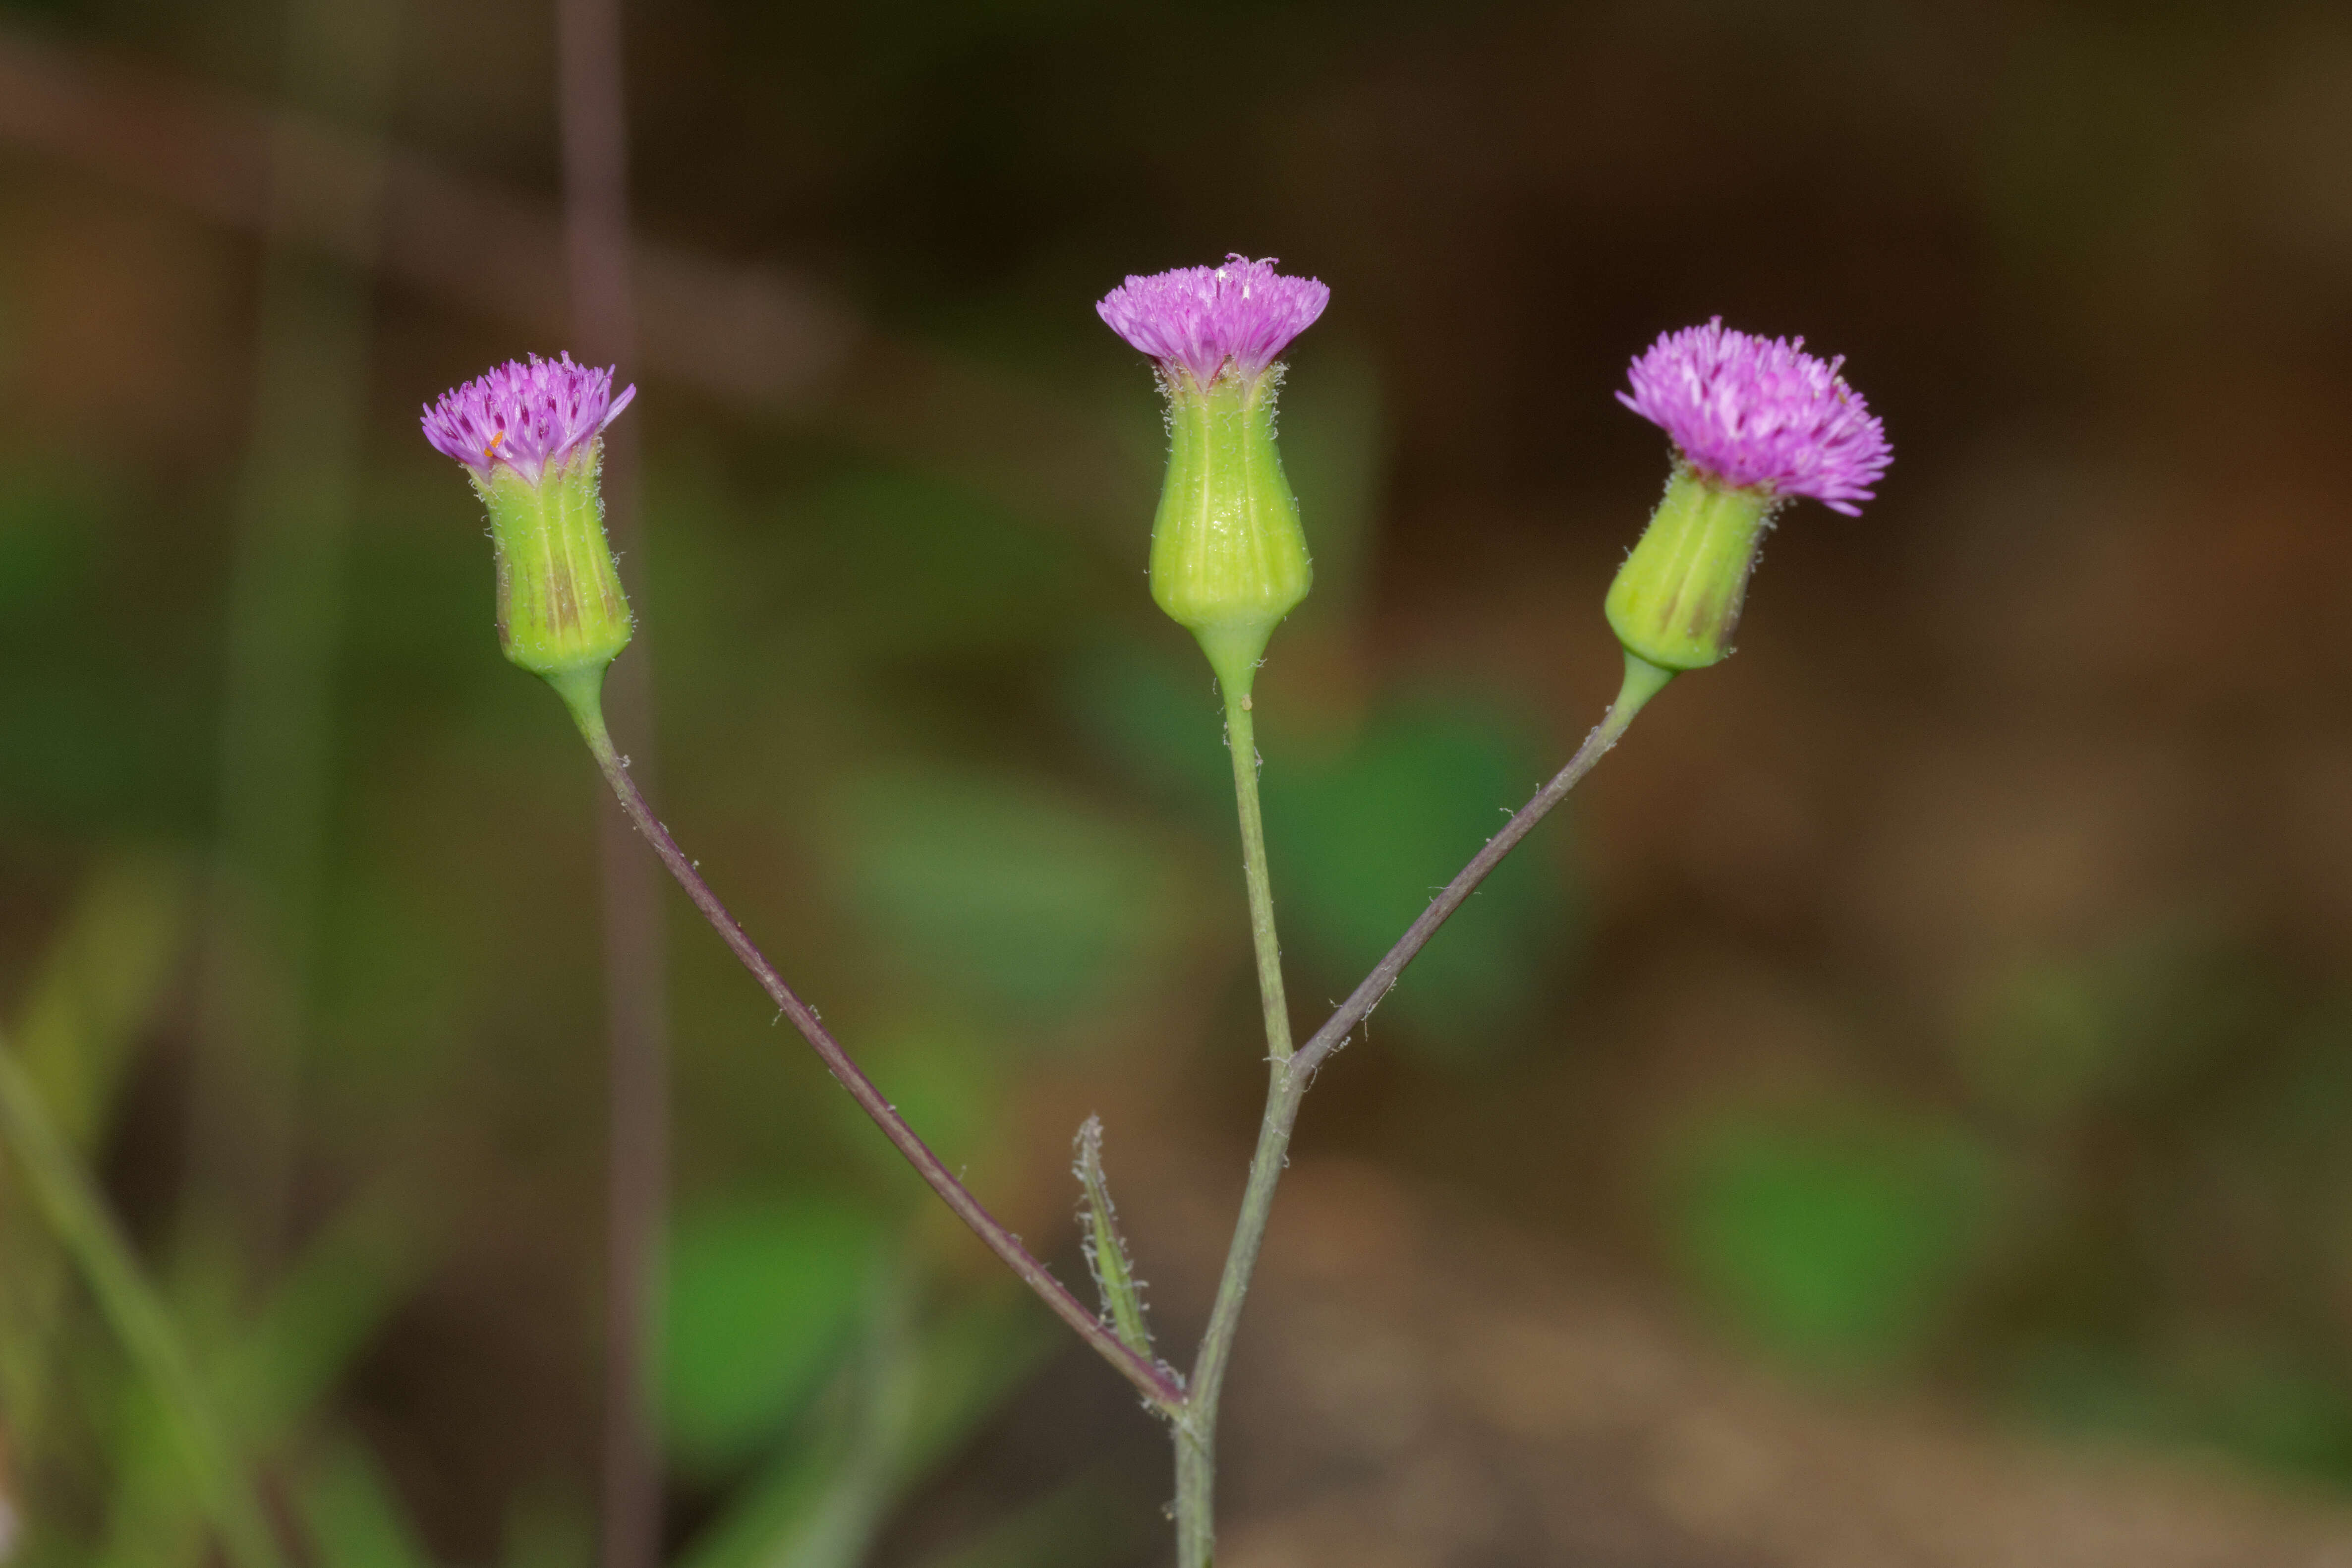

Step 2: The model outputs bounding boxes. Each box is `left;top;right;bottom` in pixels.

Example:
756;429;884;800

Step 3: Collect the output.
1098;256;1329;695
1149;369;1312;693
1605;467;1773;673
477;453;632;679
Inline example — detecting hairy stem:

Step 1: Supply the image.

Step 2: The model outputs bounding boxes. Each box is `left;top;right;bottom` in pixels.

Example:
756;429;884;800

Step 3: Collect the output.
551;671;1186;1413
1292;651;1672;1080
1075;1117;1154;1362
1174;652;1674;1565
1173;687;1302;1567
0;1030;287;1568
1222;694;1295;1069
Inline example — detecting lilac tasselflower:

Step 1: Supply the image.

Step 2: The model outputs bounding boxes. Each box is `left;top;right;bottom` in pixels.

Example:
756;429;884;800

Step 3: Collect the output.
1097;255;1330;389
421;351;636;488
1606;319;1893;676
1617;318;1890;517
1097;256;1329;691
421;351;636;694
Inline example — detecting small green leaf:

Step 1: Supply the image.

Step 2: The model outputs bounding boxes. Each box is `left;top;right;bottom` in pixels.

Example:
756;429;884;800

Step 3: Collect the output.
1072;1117;1152;1362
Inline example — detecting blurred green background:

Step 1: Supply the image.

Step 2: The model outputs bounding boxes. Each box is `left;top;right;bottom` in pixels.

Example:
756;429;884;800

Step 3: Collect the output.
5;0;2352;1563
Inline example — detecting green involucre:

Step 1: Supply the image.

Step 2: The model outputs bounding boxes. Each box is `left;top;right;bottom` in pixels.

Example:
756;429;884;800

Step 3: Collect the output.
476;447;631;678
1606;467;1774;672
1149;369;1312;693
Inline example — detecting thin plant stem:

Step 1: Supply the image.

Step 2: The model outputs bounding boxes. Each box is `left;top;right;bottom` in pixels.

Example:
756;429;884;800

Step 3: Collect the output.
549;671;1188;1413
1172;687;1297;1567
1173;652;1675;1565
1296;650;1675;1081
0;1030;287;1568
552;0;666;1560
1221;693;1295;1069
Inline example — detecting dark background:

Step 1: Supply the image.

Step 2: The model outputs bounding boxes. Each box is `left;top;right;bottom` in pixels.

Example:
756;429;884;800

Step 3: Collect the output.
5;0;2352;1563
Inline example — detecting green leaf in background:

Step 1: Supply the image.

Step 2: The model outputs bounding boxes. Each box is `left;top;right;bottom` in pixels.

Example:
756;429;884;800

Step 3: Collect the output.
1057;639;1233;818
1958;924;2264;1127
1264;697;1575;1064
663;1195;885;1477
298;1440;434;1568
1666;1103;2004;1374
679;1271;1051;1568
2180;1345;2352;1481
2015;1336;2352;1485
0;470;96;618
824;767;1179;1026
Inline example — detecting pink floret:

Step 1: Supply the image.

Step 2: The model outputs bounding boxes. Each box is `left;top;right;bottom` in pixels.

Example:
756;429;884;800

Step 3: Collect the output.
421;352;635;485
1097;255;1329;385
1618;319;1891;516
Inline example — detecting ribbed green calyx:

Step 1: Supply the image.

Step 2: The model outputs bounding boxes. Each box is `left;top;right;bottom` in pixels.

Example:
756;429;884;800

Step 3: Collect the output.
477;446;632;682
1150;368;1312;695
1606;467;1775;672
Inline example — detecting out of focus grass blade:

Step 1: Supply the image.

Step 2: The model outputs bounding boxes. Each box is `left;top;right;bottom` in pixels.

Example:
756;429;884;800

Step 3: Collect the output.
8;856;190;1144
0;1030;284;1568
0;857;190;1461
222;1184;437;1450
87;1188;434;1568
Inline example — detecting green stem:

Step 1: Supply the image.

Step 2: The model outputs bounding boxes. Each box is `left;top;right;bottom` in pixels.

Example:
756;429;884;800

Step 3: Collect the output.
1172;686;1301;1567
1173;652;1676;1566
0;1030;287;1568
1222;692;1294;1068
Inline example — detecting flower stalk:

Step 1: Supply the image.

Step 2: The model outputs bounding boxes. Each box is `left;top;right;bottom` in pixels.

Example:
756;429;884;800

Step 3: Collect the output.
551;674;1189;1413
424;354;1186;1415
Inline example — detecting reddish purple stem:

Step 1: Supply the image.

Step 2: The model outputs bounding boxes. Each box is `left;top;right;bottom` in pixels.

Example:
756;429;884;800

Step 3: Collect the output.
566;697;1187;1413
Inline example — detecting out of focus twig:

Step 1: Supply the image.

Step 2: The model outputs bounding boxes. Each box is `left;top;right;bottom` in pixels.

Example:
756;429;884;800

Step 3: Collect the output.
188;0;400;1281
553;0;668;1562
0;23;854;406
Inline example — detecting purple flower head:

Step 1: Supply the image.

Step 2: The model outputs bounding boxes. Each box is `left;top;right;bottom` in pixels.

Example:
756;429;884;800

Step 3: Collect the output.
420;352;636;485
1617;319;1891;516
1097;255;1330;386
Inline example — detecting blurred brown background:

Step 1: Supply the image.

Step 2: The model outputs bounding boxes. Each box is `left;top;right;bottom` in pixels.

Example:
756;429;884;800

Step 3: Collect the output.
5;0;2352;1564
